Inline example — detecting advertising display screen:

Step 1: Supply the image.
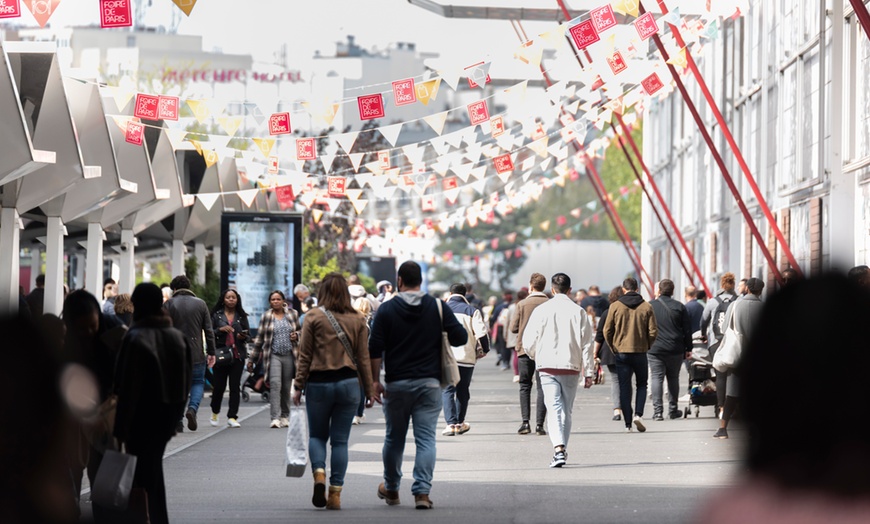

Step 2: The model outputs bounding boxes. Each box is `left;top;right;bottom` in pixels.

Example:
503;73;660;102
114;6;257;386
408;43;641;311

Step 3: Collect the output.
221;213;303;335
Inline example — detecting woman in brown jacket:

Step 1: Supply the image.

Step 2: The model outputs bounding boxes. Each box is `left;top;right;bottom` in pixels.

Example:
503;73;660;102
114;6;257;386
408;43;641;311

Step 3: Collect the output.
293;273;376;510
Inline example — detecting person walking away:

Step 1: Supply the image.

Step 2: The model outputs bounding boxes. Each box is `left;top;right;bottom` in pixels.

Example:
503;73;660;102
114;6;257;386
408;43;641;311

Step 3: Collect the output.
25;274;46;318
210;289;250;428
441;283;490;436
369;261;467;509
522;273;595;468
700;273;738;416
348;274;379;313
580;285;609;316
293;273;376;510
465;283;484;312
648;279;693;421
505;289;526;382
164;275;216;433
595;286;625;421
248;290;300;428
112;293;134;327
350;285;374;425
510;273;550;435
114;283;193;524
603;277;657;432
684;286;704;334
481;295;497;325
490;291;513;370
713;277;765;439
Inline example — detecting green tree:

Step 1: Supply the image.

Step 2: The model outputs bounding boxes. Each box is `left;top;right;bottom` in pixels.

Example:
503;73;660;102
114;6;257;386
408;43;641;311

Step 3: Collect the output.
184;254;220;308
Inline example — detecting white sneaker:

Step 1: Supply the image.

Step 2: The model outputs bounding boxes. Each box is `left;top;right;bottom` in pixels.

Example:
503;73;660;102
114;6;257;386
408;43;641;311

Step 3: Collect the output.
270;419;281;428
352;415;365;425
625;426;632;432
279;417;290;428
210;413;220;427
227;418;241;428
442;425;456;436
633;415;647;433
512;375;520;383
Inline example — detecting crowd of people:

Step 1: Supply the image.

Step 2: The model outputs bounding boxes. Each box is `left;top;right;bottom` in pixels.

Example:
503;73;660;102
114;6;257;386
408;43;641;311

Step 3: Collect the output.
2;262;870;522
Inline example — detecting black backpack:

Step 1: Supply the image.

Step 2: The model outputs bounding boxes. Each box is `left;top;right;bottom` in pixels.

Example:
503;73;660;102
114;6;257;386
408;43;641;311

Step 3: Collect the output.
710;295;735;340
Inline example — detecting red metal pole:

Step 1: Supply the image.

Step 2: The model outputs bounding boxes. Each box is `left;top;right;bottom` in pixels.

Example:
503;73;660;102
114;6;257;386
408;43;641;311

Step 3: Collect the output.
612;119;698;291
614;113;712;297
649;0;793;281
635;2;784;285
849;0;870;41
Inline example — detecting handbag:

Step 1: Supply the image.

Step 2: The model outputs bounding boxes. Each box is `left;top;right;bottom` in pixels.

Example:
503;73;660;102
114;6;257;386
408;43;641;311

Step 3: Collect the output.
323;309;358;368
712;311;743;372
91;446;137;510
214;345;235;367
436;300;461;388
285;406;309;477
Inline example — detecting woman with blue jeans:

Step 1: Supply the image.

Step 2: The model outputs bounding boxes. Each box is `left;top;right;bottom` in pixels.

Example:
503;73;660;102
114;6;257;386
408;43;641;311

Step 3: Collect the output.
293;273;375;511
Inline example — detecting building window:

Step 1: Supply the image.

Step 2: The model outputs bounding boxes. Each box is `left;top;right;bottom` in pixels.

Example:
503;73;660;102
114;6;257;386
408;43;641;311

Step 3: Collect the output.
778;64;797;189
801;47;820;182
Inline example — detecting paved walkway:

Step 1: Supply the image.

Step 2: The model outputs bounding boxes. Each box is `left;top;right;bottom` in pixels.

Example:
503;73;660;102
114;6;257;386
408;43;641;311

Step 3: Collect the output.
84;360;742;523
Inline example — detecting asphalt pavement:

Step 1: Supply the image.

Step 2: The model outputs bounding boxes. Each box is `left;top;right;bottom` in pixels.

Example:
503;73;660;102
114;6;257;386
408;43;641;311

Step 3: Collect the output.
82;359;742;523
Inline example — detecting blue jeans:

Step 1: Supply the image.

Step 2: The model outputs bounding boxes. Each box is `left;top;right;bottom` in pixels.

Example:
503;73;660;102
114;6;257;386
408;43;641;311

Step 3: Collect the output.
187;362;206;413
615;353;648;426
538;373;580;448
382;378;442;495
305;378;360;487
442;366;475;425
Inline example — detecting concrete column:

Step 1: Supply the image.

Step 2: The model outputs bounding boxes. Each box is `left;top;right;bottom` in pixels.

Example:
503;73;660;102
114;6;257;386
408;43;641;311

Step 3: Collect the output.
171;239;185;279
44;216;65;316
30;246;41;291
194;242;206;286
86;223;105;297
118;229;136;294
212;246;221;277
0;208;21;314
73;253;85;291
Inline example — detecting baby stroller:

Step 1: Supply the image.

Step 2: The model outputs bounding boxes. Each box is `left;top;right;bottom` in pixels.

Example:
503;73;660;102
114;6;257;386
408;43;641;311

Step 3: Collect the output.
242;356;270;403
683;332;718;418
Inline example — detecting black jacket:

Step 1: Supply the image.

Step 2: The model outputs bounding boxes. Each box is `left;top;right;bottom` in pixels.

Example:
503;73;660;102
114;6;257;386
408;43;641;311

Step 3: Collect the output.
649;295;693;356
164;289;216;363
595;307;616;367
369;293;467;383
212;309;251;360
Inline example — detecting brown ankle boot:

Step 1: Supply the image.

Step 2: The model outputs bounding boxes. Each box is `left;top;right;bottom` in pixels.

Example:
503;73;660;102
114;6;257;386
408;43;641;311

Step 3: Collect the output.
326;486;342;510
312;469;327;508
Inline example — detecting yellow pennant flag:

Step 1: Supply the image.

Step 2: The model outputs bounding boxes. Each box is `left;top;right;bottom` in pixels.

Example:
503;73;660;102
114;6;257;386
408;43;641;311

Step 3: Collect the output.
252;138;276;159
528;137;550;159
416;78;441;106
189;140;204;156
187;99;211;124
667;47;689;69
540;220;551;231
612;0;640;18
217;116;243;137
204;149;219;168
311;208;324;223
172;0;198;16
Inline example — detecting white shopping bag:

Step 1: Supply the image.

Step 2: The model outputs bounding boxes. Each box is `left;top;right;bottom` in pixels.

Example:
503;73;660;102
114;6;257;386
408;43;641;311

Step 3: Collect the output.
285;406;308;477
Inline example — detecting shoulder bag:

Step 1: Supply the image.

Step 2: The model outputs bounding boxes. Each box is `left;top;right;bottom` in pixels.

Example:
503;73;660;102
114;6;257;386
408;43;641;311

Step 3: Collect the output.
712;309;743;372
323;309;358;368
436;300;461;388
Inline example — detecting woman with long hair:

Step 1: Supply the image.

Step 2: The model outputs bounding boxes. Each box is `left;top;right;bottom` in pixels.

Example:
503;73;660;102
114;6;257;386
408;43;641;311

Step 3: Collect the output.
210;289;250;428
595;286;624;421
249;290;300;428
293;273;375;510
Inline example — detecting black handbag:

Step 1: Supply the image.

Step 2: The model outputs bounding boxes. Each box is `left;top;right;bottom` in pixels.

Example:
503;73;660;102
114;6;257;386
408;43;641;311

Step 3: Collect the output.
214;345;235;367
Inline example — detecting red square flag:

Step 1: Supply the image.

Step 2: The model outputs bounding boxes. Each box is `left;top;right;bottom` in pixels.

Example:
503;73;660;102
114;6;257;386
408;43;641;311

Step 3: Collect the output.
269;113;291;135
296;138;317;160
494;154;514;174
358;94;385;121
421;195;436;212
378;150;391;170
443;177;458;190
569;19;600;51
635;12;660;41
590;4;617;33
0;0;21;19
491;116;505;137
392;78;417;106
642;72;665;95
327;176;347;197
158;95;179;121
133;93;159;120
275;185;295;210
100;0;132;28
125;120;144;145
467;100;490;126
268;156;279;174
606;50;627;75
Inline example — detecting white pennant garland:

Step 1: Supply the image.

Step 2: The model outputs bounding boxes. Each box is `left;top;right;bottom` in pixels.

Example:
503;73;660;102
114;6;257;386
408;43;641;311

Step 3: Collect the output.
334;131;360;154
423;111;449;135
379;124;403;147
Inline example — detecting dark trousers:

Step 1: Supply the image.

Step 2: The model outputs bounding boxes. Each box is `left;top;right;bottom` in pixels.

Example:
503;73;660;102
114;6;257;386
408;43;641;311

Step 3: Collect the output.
442;366;475;425
518;355;546;426
125;442;169;524
648;353;683;416
615;352;648;427
210;358;244;419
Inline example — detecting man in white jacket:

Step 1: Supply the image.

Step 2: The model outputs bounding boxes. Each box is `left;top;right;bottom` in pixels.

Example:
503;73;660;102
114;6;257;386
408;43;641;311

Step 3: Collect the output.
522;273;595;468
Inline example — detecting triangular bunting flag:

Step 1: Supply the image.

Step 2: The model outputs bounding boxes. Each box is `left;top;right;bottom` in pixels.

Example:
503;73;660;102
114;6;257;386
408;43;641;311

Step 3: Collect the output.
368;175;389;191
452;163;474;183
165;128;189;149
238;188;259;208
203;150;219;168
471;178;487;195
345;189;363;201
470;166;487;180
443;130;464;149
444;188;460;204
217;116;243;137
334;131;360;154
351;199;368;214
111;85;135;112
252;138;276;159
416;78;441;106
187;99;211;124
197;192;220;211
348;153;365;173
402;143;426;165
374;185;398;200
320;152;336;174
438;67;461;92
172;0;197;16
423;111;449;135
24;0;62;27
430;136;451;156
379;123;403;147
311;209;324;223
528;137;550;158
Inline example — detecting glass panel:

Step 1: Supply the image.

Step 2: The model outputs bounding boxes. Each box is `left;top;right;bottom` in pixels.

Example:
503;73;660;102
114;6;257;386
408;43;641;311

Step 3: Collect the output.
801;47;820;181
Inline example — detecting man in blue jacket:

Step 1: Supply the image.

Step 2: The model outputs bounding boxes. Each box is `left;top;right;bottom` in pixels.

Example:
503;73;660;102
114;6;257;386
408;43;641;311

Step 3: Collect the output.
369;261;467;510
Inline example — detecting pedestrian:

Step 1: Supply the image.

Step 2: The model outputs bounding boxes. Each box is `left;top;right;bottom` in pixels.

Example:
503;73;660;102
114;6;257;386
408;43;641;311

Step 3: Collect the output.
114;283;193;524
441;283;490;436
25;274;45;318
580;285;609;316
292;273;376;510
101;278;117;316
248;290;300;428
209;289;250;429
648;279;693;421
713;277;765;439
700;272;738;415
573;289;588;305
348;274;379;313
160;283;172;303
293;283;314;315
369;261;467;509
113;292;134;326
164;275;216;433
376;280;395;303
521;273;595;468
603;277;657;433
482;295;497;325
465;283;484;312
506;289;527;382
490;291;513;370
699;275;870;523
349;282;374;425
594;286;624;421
300;296;317;326
683;286;704;333
847;265;869;289
510;272;550;435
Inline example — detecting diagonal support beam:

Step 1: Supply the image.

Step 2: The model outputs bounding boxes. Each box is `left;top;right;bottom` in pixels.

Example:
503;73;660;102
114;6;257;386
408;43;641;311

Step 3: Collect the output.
650;0;797;282
849;0;870;41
